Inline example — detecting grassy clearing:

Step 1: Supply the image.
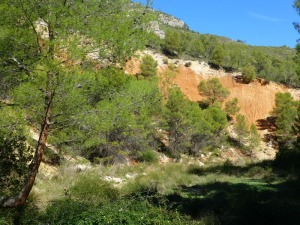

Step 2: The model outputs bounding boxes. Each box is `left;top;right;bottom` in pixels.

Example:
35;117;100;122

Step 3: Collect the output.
1;159;299;225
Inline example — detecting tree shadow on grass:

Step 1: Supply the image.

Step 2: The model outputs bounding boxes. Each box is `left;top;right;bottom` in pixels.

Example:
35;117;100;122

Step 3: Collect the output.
166;179;300;225
188;160;276;178
166;161;300;225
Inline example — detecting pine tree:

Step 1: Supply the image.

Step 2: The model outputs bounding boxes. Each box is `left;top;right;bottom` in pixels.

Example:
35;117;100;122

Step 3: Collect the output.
163;30;181;56
210;45;225;68
242;65;256;83
198;78;230;105
249;123;261;151
0;0;153;208
140;54;158;78
234;114;249;143
273;92;299;141
164;87;192;156
224;97;240;119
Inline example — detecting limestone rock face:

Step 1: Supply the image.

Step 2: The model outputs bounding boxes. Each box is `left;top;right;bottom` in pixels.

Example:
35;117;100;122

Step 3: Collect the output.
150;12;189;39
158;13;188;29
150;21;166;39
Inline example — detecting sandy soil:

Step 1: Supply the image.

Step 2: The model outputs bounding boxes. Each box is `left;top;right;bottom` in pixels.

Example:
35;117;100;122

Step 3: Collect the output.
219;77;286;125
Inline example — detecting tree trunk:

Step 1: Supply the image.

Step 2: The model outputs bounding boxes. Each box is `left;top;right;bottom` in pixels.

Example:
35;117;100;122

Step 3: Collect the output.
0;74;54;208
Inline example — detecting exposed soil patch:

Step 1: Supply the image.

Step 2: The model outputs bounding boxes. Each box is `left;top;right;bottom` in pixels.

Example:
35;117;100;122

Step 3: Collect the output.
168;65;286;126
124;50;300;162
218;76;285;125
125;57;140;75
173;66;203;102
125;52;297;127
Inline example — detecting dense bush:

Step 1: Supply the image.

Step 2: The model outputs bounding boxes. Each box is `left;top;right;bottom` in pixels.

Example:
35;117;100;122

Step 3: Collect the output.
4;189;202;225
164;87;227;157
224;97;240;118
69;174;120;205
272;92;299;141
210;45;226;68
34;196;202;225
198;78;230;105
163;30;182;56
140;54;158;78
139;150;158;163
242;65;257;83
0;108;33;198
84;78;161;163
273;92;300;172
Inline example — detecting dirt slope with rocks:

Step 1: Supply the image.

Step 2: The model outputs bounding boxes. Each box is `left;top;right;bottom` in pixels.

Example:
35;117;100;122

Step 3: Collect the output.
126;50;300;126
125;50;300;162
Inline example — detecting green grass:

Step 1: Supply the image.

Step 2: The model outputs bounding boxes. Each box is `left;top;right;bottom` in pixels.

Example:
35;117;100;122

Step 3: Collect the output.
1;159;299;225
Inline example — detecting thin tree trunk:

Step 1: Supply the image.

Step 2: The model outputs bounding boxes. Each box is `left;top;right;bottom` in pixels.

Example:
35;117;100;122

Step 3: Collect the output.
0;74;54;208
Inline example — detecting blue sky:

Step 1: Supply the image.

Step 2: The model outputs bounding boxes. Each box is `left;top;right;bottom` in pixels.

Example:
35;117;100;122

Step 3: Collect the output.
134;0;299;48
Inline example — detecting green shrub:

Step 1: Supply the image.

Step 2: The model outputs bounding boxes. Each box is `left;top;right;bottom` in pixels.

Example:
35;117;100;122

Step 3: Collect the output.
242;65;256;83
210;45;225;68
139;150;158;163
0;134;33;197
0;209;14;225
69;174;119;205
168;63;177;71
137;74;145;80
140;54;158;78
41;199;91;225
36;196;202;225
224;97;240;117
198;78;230;105
163;30;181;56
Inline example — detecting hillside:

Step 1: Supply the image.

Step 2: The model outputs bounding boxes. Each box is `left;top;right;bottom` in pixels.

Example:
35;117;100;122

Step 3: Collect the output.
146;14;299;89
126;50;300;126
1;1;300;224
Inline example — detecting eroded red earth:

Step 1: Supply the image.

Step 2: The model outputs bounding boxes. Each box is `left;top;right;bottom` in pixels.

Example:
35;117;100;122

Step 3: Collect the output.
125;58;293;126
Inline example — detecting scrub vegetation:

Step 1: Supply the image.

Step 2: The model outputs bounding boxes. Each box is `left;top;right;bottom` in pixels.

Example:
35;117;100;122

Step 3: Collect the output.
1;0;300;224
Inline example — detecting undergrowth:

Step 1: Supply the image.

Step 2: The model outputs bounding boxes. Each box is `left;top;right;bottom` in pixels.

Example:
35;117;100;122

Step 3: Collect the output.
1;160;299;225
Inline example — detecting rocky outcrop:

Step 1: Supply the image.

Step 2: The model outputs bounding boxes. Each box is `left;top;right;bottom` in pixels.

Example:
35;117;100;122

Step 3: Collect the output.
158;13;189;30
150;21;166;39
150;12;189;39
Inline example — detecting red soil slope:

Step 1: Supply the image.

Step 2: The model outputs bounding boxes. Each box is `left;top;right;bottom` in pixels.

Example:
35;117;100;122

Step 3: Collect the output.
219;76;285;125
172;66;286;125
125;58;290;126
